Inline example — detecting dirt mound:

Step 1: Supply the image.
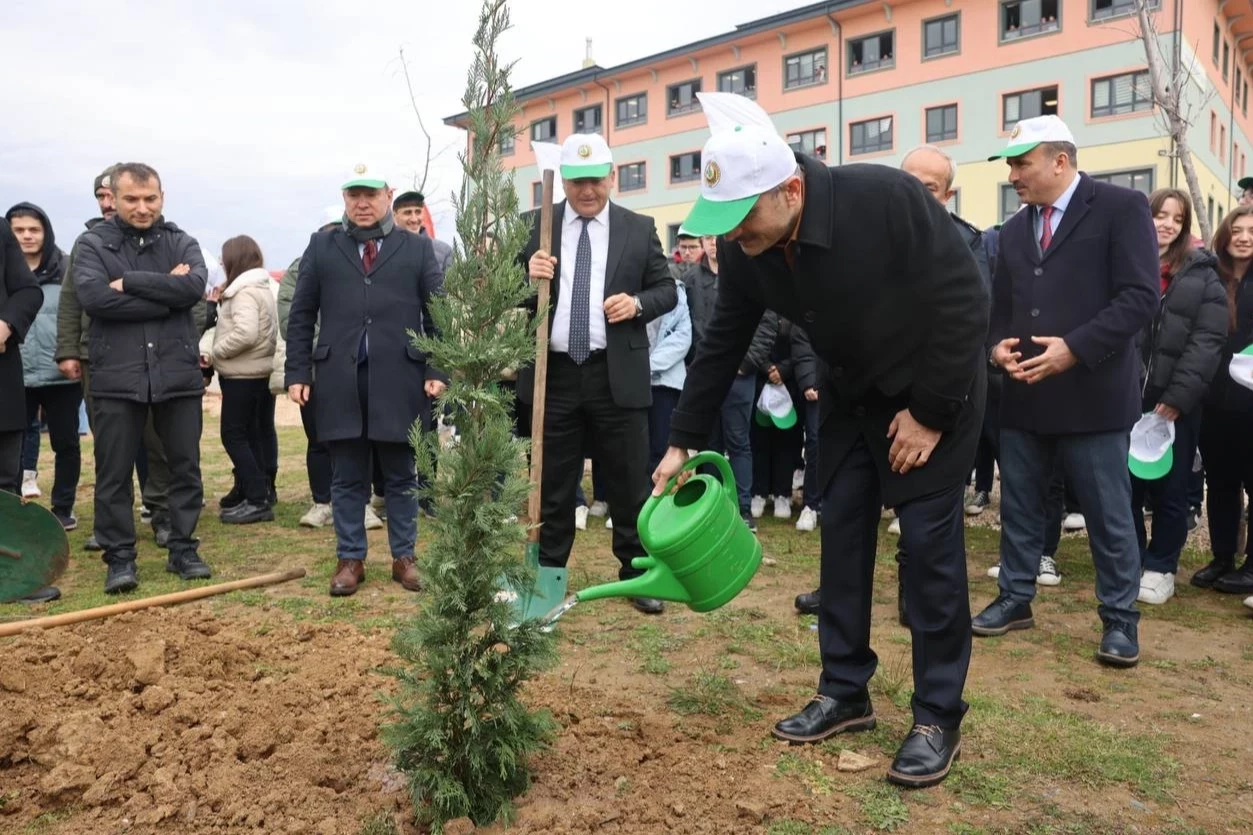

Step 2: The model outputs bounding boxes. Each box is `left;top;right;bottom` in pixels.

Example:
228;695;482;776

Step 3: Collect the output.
0;606;408;833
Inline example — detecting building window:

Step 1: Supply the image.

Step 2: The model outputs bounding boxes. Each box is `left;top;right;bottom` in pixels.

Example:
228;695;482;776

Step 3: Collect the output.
1091;70;1152;118
667;79;702;116
718;65;757;97
1221;125;1227;163
1003;85;1059;131
848;31;894;75
849;116;893;156
1000;183;1022;223
1213;22;1221;65
1091;0;1157;21
1207;195;1215;232
574;104;602;134
499;131;515;156
925;104;958;142
1211;111;1218;152
670;152;701;183
923;14;960;59
946;189;961;216
787;128;828;160
615;93;647;128
1223;40;1230;82
1091;168;1155;195
666;224;682;253
1001;0;1061;41
530;116;556;142
784;48;827;89
531;181;543;208
1244;79;1249;116
618;162;646;192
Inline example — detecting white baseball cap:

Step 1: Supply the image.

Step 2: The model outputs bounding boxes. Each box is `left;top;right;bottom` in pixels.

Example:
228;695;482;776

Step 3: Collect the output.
1229;343;1253;391
754;383;797;430
683;93;797;236
559;133;613;180
988;115;1076;161
342;162;388;190
1127;412;1175;481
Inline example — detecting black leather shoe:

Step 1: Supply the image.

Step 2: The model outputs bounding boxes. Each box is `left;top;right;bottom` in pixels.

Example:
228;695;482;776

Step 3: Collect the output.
1096;622;1139;668
220;500;275;525
1191;556;1235;589
887;725;961;788
971;594;1034;637
630;597;664;615
771;694;876;744
18;586;61;604
104;561;139;595
794;589;819;616
1213;564;1253;595
166;551;213;581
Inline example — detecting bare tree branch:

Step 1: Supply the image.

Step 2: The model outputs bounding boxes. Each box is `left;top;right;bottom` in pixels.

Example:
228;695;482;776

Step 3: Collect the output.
398;46;434;193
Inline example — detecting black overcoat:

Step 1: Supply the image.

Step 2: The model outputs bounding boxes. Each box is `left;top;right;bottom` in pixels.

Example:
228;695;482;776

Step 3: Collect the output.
0;225;43;432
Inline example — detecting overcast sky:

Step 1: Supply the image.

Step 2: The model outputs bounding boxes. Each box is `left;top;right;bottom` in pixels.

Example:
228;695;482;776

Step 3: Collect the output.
1;0;796;266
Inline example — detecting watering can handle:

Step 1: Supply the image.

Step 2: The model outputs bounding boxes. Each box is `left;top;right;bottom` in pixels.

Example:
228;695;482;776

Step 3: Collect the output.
638;450;737;533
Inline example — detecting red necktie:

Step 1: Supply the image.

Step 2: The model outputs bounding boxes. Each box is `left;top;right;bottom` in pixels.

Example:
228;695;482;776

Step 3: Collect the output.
362;239;378;272
1039;206;1055;251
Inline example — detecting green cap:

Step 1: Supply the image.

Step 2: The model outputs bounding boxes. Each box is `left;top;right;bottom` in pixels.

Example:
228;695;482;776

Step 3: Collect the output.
342;162;388;190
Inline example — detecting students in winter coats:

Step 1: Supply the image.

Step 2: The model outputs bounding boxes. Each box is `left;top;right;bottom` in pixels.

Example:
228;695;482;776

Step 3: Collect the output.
208;235;279;525
646;281;690;473
7;203;82;531
750;317;810;521
1194;206;1253;597
1131;190;1228;605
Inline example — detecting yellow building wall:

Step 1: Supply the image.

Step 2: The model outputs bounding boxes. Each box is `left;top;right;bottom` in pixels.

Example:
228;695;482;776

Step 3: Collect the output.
1190;153;1238;239
633;201;697;245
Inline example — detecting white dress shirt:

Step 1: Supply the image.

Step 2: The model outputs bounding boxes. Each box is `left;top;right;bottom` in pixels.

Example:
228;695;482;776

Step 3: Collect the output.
550;201;609;354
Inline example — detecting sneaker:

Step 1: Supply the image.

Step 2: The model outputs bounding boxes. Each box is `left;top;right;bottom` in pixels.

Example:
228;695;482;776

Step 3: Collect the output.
588;500;609;518
1062;513;1086;532
140;505;153;523
986;564;1001;579
742;512;758;534
1037;555;1062;586
104;561;139;594
166;551;213;581
52;509;78;531
605;516;614;530
965;490;990;516
372;494;388;521
773;496;792;519
888;517;901;536
796;506;818;532
1186;509;1200;532
300;502;333;528
792;469;805;492
750;495;767;519
1138;571;1175;605
574;504;589;531
364;505;384;531
1243;595;1253;612
21;470;40;499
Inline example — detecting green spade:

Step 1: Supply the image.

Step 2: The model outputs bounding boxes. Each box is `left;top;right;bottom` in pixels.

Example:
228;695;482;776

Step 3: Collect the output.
0;491;70;603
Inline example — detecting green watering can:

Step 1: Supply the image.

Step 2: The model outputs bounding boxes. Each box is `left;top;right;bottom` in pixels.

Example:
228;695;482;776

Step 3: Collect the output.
0;491;70;603
544;451;762;625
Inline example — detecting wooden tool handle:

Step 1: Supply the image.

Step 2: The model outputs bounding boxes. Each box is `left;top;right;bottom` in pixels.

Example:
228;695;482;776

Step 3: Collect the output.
527;169;555;543
0;568;307;638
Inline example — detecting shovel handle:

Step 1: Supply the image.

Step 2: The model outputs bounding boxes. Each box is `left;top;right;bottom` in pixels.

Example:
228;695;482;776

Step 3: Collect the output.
638;450;737;534
526;169;556;541
0;546;20;560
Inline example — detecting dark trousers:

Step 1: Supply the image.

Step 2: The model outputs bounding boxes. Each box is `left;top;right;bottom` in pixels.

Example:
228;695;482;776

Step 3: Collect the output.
1131;408;1201;574
20;414;39;471
93;396;203;563
219;377;277;504
998;429;1140;626
1043;467;1064;558
327;365;417;560
648;385;681;475
751;415;803;498
22;384;82;512
1199;406;1253;561
708;373;756;515
973;385;1001;494
86;361;171;517
374;409;437;504
801;398;821;511
299;398;332;504
539;352;649;580
818;438;970;728
0;430;21;493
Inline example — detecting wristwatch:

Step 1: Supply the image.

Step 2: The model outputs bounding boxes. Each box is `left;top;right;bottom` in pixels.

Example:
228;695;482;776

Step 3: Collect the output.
632;295;643;317
987;346;1000;369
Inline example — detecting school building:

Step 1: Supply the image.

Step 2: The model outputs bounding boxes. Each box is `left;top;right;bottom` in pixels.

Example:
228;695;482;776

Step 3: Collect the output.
444;0;1253;244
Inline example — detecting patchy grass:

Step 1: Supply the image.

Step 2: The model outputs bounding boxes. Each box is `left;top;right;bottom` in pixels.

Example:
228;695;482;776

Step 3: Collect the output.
845;782;909;831
774;751;836;796
666;670;760;720
358;810;400;835
627;622;689;674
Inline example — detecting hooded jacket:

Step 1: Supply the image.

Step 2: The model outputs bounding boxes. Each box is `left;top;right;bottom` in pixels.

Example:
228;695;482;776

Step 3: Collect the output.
209;267;278;379
6;203;73;388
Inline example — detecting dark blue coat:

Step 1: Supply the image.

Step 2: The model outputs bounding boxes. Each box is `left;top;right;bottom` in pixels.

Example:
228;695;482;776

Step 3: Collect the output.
990;173;1158;435
284;226;445;444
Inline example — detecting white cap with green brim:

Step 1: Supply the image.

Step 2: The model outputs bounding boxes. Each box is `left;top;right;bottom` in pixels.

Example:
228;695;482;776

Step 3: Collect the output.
683;92;798;236
988;115;1075;161
559;132;613;180
1229;343;1253;391
342;162;388;190
1128;412;1175;481
755;383;797;430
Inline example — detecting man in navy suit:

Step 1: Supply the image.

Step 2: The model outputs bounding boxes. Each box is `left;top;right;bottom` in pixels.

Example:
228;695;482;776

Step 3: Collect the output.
972;116;1158;668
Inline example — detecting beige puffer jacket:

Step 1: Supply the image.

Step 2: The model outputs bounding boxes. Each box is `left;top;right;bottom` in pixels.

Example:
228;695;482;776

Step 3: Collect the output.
210;268;278;379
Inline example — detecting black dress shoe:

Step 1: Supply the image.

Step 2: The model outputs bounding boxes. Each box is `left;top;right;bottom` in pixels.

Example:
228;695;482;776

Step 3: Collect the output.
1213;563;1253;595
794;589;819;615
18;586;61;604
630;597;664;615
1096;622;1139;668
1191;556;1235;589
887;725;961;788
220;500;275;525
971;594;1034;637
772;694;876;744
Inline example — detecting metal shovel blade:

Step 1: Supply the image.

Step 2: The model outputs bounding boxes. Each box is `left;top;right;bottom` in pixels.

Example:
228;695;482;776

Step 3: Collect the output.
0;491;70;603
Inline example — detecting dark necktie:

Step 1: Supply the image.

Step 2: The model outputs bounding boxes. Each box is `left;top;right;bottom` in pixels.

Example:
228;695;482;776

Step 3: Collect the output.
568;217;592;365
362;239;378;272
1039;206;1055;251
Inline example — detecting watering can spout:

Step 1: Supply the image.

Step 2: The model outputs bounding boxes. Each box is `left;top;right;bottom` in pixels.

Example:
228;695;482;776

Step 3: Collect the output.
575;557;691;606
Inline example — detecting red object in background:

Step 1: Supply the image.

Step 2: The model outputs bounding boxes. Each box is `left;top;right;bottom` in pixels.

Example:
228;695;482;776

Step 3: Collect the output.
269;270;284;282
421;204;436;238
